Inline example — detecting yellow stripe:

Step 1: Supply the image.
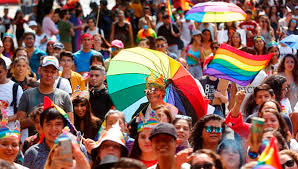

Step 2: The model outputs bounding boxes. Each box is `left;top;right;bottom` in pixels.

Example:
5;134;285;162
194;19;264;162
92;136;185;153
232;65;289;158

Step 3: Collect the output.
215;54;266;71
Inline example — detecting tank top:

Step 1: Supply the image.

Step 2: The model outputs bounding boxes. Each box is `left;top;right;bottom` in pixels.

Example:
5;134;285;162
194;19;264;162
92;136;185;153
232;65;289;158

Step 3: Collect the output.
186;45;200;65
114;22;130;46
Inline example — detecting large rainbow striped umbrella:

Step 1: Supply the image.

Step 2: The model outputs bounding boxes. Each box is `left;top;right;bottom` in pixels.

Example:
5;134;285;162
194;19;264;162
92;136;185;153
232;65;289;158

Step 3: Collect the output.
107;47;207;121
185;1;246;23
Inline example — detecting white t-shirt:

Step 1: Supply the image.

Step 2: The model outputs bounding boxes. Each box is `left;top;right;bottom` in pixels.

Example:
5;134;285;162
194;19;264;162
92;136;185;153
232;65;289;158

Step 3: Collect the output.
280;97;292;116
236;70;268;114
0;55;11;68
35;33;47;52
0;80;26;141
54;77;72;94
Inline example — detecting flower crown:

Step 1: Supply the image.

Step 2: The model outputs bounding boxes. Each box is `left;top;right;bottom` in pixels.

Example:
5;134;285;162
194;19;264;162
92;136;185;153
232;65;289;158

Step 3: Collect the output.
0;107;20;140
136;111;159;132
146;72;165;89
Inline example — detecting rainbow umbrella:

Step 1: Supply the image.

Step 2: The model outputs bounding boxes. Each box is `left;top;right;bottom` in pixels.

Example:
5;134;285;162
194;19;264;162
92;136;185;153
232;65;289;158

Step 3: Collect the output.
185;1;246;23
107;47;207;121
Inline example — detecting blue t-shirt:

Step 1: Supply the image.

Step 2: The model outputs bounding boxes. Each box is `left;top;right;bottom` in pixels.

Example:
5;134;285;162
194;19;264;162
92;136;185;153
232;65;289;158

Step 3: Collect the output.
29;48;46;79
74;50;101;72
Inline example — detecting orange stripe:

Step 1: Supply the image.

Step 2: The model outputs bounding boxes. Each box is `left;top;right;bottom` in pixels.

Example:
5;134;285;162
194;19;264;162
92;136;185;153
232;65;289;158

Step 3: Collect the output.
216;48;269;66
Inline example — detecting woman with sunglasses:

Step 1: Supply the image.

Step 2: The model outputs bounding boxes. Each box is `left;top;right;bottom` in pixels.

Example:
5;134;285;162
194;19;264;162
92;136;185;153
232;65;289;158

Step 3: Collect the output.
46;40;55;56
279;150;298;169
173;115;192;153
259;16;275;44
190;149;224;169
191;114;225;152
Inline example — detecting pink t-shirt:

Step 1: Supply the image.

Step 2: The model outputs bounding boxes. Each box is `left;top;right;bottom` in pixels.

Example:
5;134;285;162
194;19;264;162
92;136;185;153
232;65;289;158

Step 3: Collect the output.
42;16;58;37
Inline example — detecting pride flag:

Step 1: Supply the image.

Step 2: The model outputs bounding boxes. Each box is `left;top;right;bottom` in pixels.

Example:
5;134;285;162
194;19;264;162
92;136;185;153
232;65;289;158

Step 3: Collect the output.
167;0;175;23
257;137;282;169
204;44;272;86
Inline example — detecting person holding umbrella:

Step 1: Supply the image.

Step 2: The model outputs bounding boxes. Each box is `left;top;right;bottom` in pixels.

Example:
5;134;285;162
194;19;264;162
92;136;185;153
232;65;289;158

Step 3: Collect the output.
130;72;178;138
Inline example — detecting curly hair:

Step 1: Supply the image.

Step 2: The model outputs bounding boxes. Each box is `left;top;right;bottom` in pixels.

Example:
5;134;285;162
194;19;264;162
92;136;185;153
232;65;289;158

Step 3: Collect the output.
191;114;225;152
192;149;225;169
277;54;298;84
259;109;290;141
279;150;298;166
262;75;287;102
263;128;289;151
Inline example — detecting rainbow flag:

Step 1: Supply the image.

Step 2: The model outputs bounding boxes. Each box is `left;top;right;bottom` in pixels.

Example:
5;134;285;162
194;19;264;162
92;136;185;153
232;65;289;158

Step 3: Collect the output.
181;0;193;11
204;44;272;86
257;137;282;169
167;0;175;23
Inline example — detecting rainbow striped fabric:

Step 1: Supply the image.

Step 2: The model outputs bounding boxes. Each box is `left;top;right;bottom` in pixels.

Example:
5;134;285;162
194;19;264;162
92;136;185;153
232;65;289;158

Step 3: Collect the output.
204;44;272;86
167;0;175;23
257;137;282;169
0;107;21;140
137;111;159;132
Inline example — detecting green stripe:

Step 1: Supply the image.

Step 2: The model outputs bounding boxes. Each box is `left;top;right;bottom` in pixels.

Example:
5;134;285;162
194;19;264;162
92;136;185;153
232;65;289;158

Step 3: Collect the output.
211;59;259;76
107;74;148;94
107;60;152;76
109;83;146;111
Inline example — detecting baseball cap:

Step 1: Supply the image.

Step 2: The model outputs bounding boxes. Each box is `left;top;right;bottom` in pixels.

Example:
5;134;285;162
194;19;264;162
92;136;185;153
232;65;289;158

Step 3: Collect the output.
28;20;37;27
149;122;177;140
41;56;59;70
53;43;65;49
192;30;202;36
111;39;124;49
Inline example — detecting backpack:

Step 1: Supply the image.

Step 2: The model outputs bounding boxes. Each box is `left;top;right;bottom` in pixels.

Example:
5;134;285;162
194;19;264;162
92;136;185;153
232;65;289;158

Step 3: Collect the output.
10;83;19;114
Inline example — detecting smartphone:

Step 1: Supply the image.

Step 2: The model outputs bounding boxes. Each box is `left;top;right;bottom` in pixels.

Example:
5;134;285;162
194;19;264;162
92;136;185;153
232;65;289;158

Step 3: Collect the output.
58;138;73;163
250;117;265;148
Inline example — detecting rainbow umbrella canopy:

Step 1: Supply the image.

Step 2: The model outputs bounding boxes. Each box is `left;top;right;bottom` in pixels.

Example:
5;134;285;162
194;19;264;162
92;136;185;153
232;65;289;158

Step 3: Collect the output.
107;47;207;122
185;1;246;22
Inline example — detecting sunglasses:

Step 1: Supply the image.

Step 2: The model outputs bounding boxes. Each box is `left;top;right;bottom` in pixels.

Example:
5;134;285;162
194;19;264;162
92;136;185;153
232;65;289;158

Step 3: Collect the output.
156;44;165;48
175;114;192;121
144;87;158;95
204;126;223;133
191;163;214;169
211;46;219;50
282;159;295;169
111;47;120;52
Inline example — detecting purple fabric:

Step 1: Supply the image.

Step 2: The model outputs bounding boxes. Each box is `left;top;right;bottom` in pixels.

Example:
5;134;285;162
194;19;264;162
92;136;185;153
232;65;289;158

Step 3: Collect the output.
204;68;252;86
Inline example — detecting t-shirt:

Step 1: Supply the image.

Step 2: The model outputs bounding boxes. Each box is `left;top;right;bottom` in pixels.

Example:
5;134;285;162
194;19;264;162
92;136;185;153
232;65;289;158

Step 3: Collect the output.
0;54;11;68
29;48;47;79
42;16;58;38
74;50;101;73
57;20;72;43
0;80;24;140
23;140;89;169
238;21;258;47
18;87;73;136
157;24;180;45
54;77;72;94
199;76;219;103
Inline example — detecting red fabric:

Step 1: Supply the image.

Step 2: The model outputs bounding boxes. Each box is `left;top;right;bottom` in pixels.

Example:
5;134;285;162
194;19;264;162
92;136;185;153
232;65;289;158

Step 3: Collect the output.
238;21;258;47
43;96;55;110
81;33;93;40
140;160;158;168
0;0;19;4
225;111;251;138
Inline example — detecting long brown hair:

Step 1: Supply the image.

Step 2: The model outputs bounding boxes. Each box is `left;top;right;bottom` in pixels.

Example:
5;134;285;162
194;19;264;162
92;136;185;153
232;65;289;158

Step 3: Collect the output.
72;96;101;139
277;54;298;84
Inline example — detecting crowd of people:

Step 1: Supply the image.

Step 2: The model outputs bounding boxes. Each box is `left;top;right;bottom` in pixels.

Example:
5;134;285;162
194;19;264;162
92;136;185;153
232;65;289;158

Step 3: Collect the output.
0;0;297;169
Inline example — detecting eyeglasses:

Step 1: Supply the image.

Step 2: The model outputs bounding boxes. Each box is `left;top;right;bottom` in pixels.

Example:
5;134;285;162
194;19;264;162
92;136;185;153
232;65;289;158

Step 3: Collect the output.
175;115;192;121
155;44;165;48
191;163;214;169
282;159;295;169
204;126;223;133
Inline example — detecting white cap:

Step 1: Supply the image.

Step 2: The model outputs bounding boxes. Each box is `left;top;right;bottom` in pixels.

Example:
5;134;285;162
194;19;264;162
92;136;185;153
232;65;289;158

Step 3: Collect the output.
28;20;37;27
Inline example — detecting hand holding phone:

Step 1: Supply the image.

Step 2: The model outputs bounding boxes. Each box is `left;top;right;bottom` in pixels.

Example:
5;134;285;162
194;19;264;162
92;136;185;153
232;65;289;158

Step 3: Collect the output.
58;138;73;163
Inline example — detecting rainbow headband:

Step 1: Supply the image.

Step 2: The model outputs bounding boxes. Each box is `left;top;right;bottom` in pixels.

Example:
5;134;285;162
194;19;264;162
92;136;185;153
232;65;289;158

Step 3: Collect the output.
146;72;165;89
0;107;21;140
136;111;159;132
